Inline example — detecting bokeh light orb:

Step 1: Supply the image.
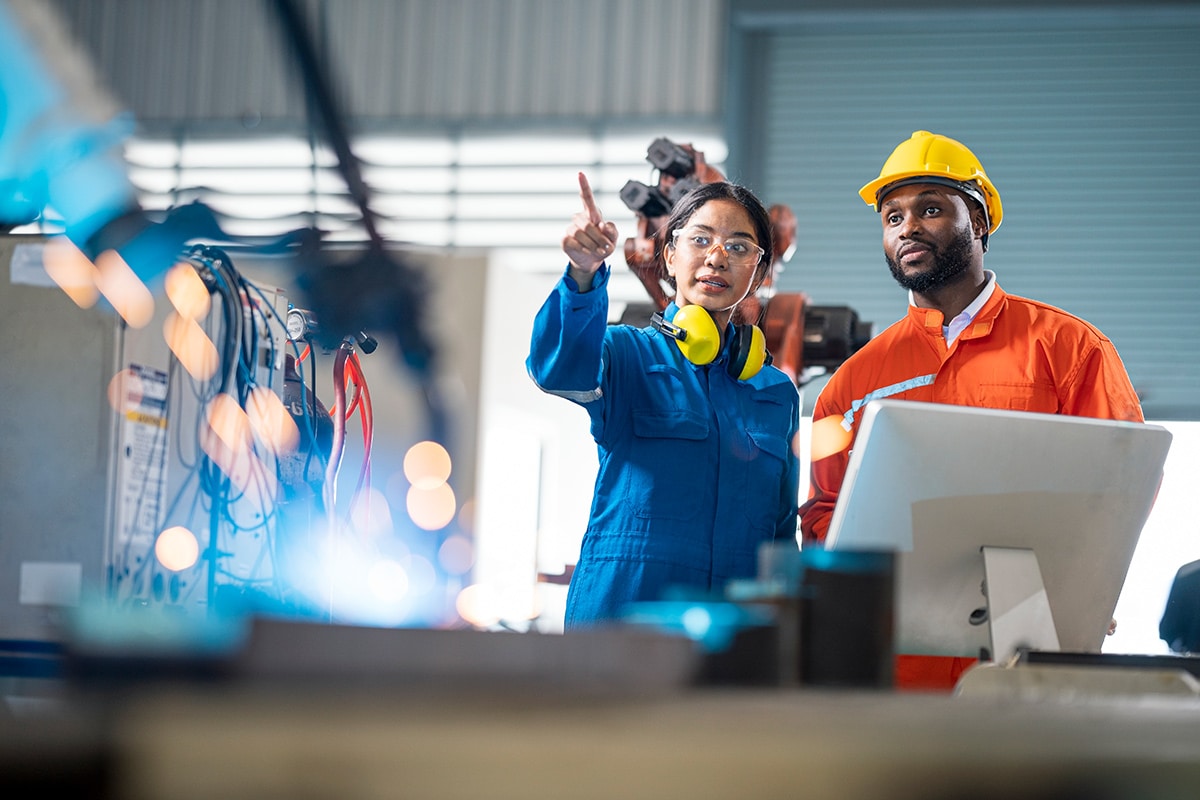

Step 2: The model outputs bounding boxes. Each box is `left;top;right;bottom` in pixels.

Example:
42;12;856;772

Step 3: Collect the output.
43;237;100;308
95;249;155;329
164;261;211;320
155;526;200;572
367;559;410;604
810;415;854;462
403;440;452;489
438;534;475;575
407;483;457;531
106;368;145;412
456;583;499;628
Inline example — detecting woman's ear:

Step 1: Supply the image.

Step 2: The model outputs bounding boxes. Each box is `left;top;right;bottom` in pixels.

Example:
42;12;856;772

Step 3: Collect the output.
751;261;770;293
663;243;676;279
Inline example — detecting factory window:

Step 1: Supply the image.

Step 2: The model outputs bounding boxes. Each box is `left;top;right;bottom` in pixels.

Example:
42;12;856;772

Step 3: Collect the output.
26;126;726;252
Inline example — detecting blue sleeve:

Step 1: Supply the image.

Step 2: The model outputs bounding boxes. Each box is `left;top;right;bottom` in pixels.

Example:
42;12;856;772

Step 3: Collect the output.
778;394;801;544
526;263;611;404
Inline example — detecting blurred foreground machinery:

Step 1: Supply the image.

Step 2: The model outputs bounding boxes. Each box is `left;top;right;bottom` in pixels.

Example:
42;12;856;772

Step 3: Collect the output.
618;137;871;387
0;0;441;429
0;0;444;633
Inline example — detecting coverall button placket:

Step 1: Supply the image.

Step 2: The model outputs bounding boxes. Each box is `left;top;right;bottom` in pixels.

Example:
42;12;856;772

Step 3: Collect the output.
710;364;741;586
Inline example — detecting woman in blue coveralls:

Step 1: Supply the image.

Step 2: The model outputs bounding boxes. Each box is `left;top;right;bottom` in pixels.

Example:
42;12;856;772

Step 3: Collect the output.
527;172;801;628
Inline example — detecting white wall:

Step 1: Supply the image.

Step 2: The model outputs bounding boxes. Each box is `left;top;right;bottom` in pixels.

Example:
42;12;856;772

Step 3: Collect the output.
1107;421;1200;655
474;250;589;631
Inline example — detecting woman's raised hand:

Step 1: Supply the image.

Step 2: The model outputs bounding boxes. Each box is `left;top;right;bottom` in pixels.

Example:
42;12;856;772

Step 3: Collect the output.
563;172;619;288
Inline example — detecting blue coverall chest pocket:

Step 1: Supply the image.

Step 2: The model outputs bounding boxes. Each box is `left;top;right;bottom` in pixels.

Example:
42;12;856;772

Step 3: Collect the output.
735;425;790;535
627;409;711;522
746;427;789;461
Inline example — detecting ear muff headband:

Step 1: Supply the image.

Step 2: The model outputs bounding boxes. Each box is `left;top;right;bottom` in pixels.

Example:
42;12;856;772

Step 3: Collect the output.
651;307;771;380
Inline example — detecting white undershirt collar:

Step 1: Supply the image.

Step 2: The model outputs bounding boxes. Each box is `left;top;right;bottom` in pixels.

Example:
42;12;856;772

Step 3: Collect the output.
908;270;997;345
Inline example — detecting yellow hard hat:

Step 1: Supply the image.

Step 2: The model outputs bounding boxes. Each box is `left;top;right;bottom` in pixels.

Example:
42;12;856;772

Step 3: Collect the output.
859;131;1003;235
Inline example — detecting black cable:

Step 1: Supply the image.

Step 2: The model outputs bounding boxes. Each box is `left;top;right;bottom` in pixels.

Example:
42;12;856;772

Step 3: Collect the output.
268;0;449;457
269;0;383;249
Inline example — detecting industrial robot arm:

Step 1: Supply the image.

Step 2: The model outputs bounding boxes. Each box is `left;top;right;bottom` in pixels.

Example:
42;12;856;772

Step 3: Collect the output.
0;0;242;292
0;0;140;244
618;138;726;308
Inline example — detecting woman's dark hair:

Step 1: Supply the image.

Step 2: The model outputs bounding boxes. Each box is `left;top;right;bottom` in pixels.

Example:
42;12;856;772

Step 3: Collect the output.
658;181;775;289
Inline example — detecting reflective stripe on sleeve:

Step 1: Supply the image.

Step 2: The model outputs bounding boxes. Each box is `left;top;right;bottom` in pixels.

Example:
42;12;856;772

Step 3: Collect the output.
541;386;603;403
840;374;936;431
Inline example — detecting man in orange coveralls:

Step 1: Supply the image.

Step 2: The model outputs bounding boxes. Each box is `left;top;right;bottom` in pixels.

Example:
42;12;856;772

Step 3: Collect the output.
798;131;1144;690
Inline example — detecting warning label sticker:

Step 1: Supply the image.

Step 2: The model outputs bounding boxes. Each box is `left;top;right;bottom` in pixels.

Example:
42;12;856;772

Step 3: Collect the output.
113;364;170;548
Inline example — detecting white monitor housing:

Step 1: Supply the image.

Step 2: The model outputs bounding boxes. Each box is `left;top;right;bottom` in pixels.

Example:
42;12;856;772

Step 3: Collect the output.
825;400;1172;662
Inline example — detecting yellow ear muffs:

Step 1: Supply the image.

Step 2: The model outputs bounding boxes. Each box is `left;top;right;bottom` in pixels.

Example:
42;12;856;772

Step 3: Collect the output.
652;306;721;365
728;322;769;381
651;307;771;380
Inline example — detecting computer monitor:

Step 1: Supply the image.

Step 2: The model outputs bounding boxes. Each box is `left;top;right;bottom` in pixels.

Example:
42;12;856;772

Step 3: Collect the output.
825;400;1172;660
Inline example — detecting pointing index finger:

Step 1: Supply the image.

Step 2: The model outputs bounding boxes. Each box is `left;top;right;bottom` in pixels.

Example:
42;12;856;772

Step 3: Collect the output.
578;172;602;225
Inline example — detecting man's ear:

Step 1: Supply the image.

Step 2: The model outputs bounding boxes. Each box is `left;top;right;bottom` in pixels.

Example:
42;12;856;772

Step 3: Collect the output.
972;207;989;240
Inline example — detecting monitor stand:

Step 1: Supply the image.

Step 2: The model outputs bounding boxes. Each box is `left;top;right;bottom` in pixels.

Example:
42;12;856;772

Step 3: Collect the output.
981;546;1061;663
959;548;1200;701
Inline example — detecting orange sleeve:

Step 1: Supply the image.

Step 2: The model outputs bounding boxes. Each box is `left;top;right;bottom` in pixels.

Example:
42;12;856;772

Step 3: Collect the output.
1062;338;1144;423
894;655;978;693
798;399;853;546
799;452;843;546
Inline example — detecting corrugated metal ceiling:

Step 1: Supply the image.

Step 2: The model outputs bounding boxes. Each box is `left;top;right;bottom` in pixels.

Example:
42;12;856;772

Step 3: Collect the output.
46;0;727;132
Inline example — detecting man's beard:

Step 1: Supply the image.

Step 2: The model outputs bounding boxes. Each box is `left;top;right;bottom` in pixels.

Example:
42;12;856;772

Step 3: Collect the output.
886;224;974;292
